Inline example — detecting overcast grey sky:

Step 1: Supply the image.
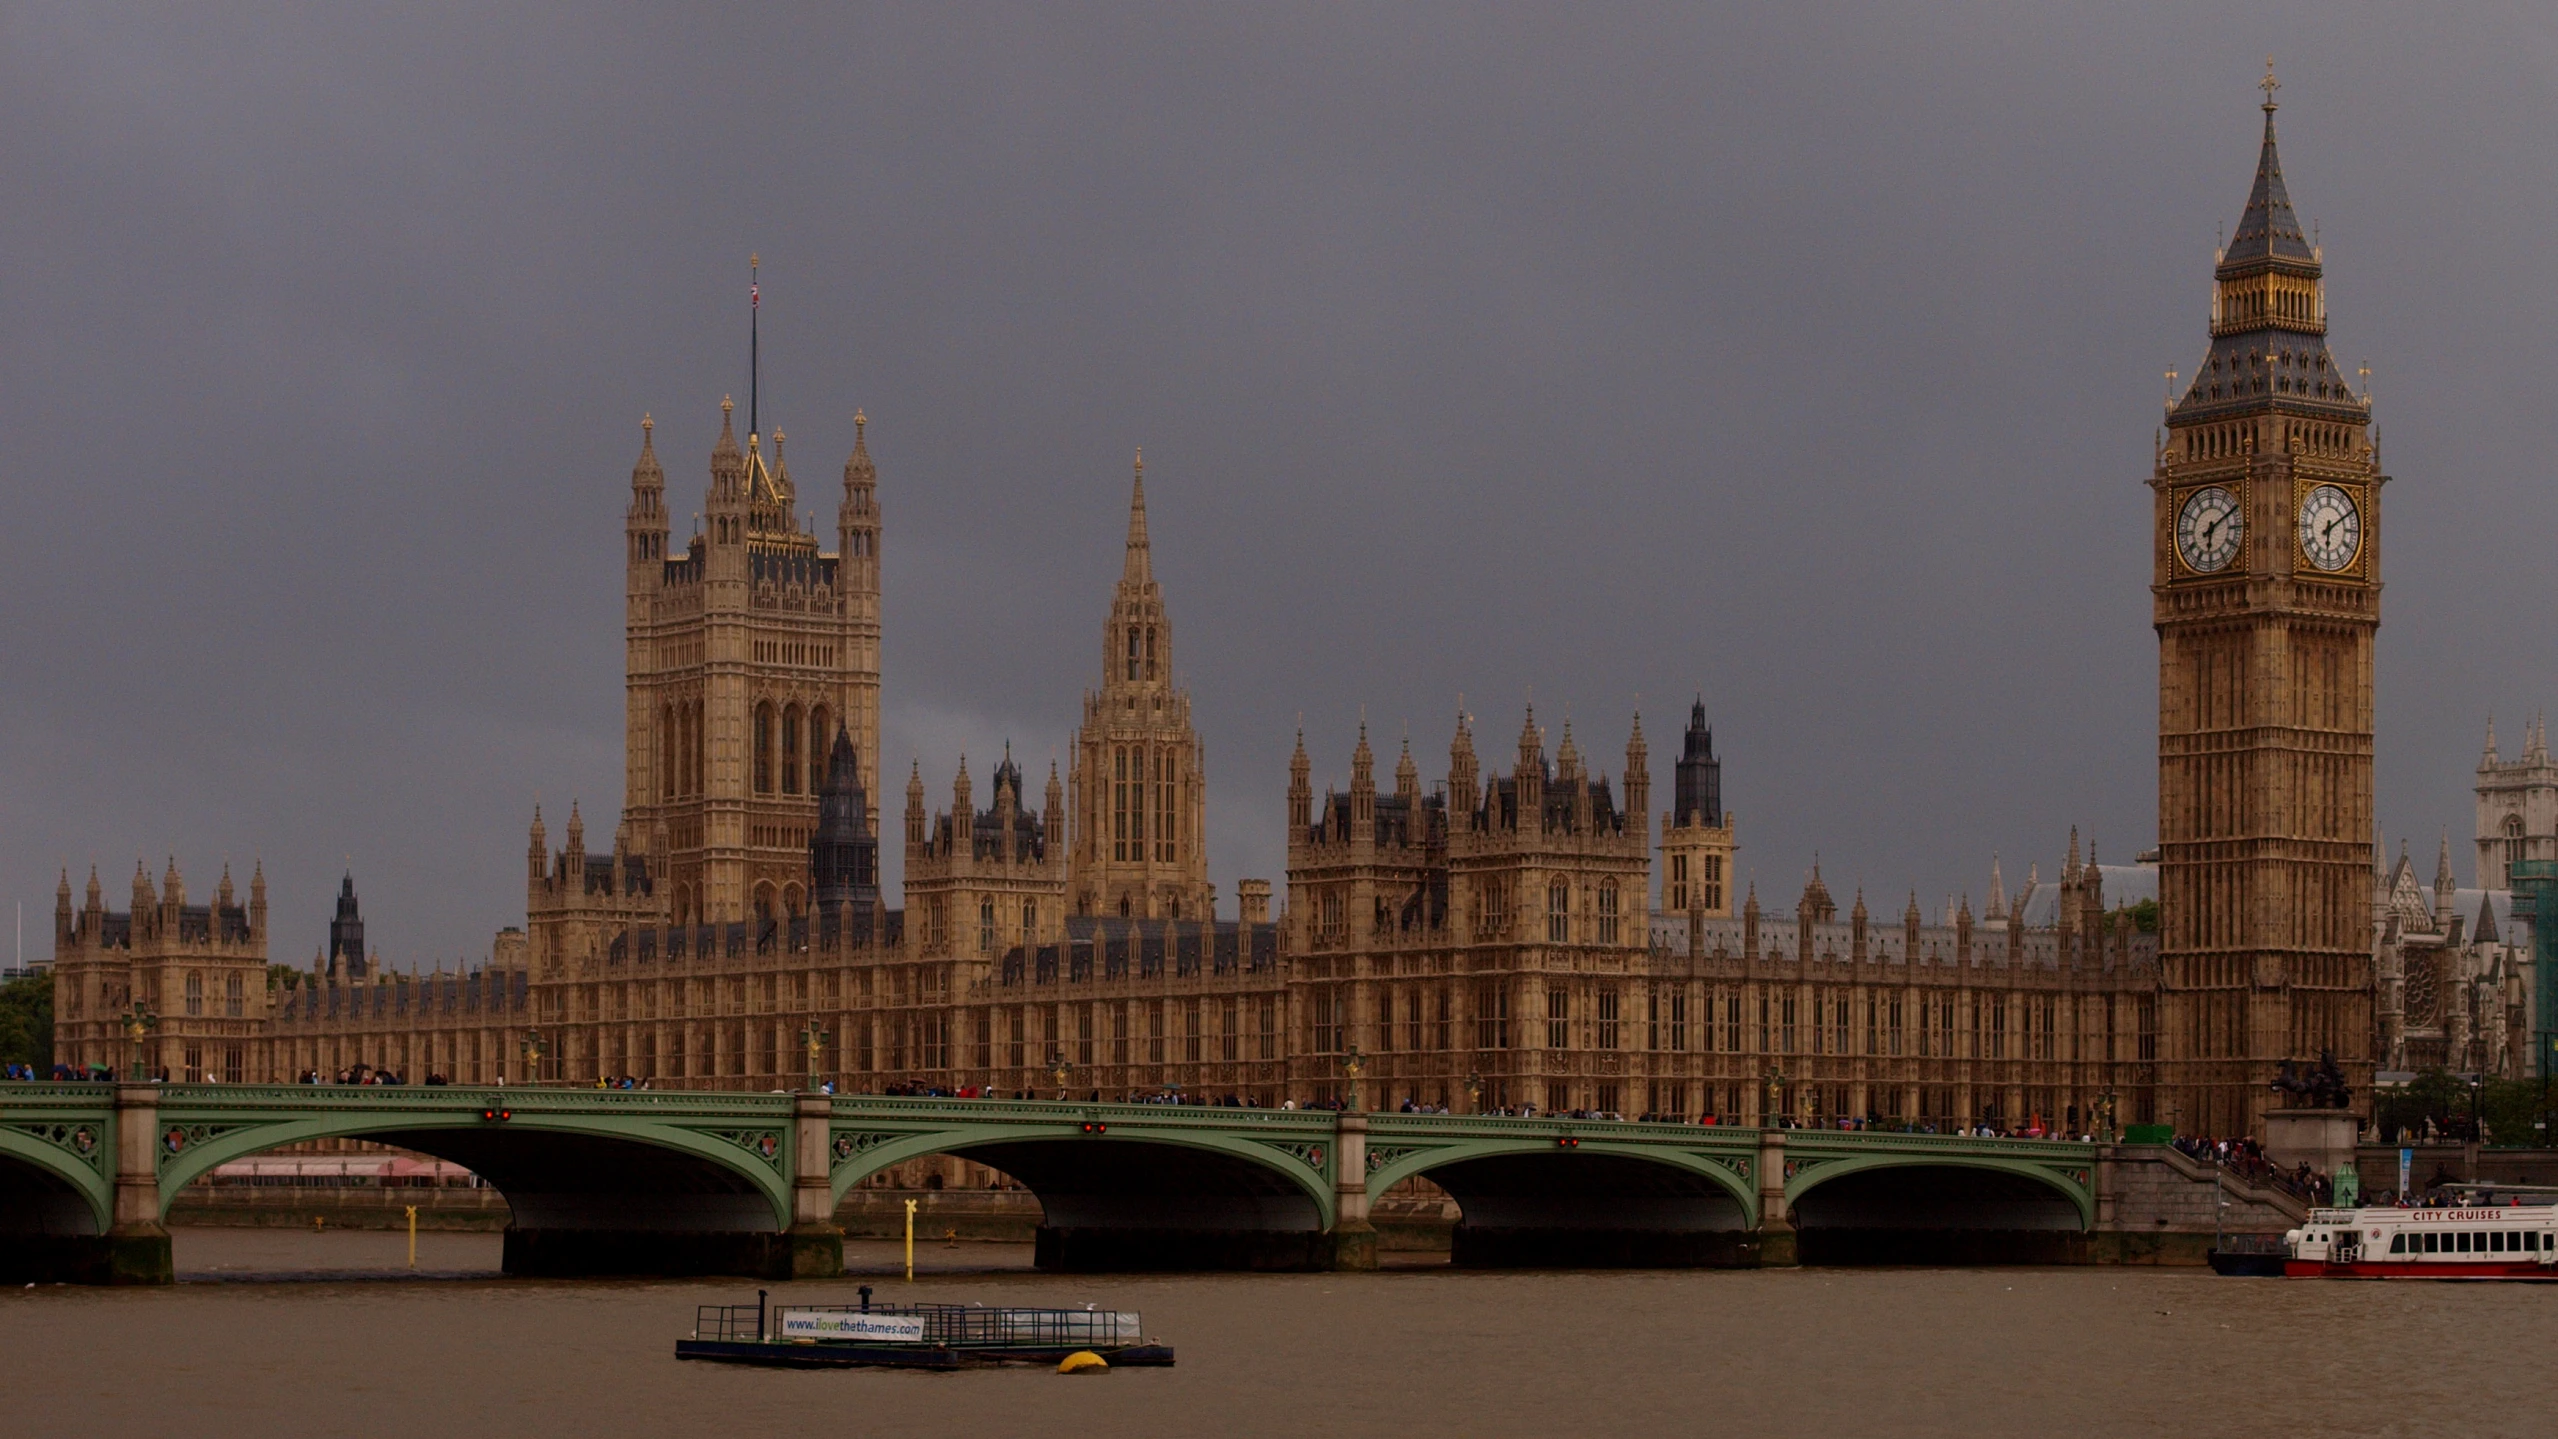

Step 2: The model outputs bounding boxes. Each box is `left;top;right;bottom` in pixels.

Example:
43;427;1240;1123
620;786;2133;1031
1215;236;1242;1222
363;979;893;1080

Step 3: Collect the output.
6;4;2555;970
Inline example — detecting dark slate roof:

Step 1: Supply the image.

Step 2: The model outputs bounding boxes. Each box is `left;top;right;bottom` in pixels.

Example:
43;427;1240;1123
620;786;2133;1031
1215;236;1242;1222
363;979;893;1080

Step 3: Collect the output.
2221;105;2316;270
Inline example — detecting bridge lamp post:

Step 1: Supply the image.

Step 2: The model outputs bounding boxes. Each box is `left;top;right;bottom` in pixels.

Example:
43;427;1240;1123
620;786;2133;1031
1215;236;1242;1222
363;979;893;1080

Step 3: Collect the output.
799;1023;828;1093
1048;1049;1073;1103
1340;1044;1367;1113
1465;1071;1482;1116
119;1005;160;1082
1762;1066;1787;1129
2097;1091;2119;1144
521;1032;549;1087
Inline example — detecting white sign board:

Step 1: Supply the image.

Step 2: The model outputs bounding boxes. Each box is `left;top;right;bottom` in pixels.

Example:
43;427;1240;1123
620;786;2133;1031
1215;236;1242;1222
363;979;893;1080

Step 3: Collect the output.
780;1309;927;1344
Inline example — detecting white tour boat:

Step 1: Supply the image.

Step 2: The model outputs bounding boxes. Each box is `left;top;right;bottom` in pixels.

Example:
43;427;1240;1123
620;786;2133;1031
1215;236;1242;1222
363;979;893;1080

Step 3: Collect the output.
2285;1202;2558;1279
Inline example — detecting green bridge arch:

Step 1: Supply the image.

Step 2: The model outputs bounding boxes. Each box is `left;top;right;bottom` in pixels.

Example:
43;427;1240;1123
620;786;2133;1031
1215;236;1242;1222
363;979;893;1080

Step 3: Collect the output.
150;1087;802;1230
1364;1131;1762;1227
823;1101;1343;1231
0;1094;116;1235
1782;1143;2096;1231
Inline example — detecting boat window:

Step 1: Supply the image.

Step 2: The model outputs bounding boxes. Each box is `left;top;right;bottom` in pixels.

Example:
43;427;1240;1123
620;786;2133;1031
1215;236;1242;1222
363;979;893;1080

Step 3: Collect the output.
2423;1232;2439;1253
2459;1232;2475;1253
2389;1234;2405;1254
2491;1232;2505;1253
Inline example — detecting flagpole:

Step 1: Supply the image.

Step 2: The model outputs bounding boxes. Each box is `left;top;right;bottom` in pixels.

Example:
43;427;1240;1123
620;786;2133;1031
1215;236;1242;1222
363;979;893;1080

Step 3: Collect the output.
749;253;760;438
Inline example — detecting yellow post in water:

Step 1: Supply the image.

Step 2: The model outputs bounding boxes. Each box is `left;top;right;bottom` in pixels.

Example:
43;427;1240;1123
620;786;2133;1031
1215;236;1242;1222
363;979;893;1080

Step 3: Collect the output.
405;1205;417;1270
903;1198;917;1281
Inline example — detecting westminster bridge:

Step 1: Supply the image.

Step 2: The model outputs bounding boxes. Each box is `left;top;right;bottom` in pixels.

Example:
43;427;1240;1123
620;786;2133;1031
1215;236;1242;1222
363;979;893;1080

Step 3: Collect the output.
0;1084;2299;1283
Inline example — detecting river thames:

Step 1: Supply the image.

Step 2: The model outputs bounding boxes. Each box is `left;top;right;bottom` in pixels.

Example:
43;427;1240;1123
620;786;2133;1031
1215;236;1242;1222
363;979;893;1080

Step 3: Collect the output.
5;1230;2545;1437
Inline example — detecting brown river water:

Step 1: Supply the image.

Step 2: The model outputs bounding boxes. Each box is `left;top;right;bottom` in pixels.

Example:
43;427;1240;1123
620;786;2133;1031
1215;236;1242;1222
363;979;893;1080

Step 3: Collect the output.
5;1229;2551;1438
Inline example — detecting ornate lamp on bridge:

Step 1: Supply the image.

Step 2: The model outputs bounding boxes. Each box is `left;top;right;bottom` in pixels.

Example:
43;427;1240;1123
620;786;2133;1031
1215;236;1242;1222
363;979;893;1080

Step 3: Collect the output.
1762;1065;1786;1128
1048;1049;1074;1103
1465;1071;1483;1116
118;1005;159;1082
799;1022;829;1092
2097;1091;2120;1144
1339;1044;1367;1113
520;1031;549;1087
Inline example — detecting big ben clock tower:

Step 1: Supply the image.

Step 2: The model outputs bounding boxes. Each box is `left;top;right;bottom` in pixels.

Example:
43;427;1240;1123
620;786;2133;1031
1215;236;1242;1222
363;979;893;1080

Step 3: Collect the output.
2152;69;2381;1138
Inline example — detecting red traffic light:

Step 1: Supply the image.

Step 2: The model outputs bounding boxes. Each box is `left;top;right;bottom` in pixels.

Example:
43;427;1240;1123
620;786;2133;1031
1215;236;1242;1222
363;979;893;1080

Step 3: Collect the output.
481;1105;512;1123
1080;1121;1108;1135
1555;1136;1580;1149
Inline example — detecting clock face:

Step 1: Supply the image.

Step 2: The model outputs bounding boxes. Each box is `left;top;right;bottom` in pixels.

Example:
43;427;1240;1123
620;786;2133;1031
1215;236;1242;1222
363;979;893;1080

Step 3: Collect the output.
2176;485;2243;573
2297;484;2361;572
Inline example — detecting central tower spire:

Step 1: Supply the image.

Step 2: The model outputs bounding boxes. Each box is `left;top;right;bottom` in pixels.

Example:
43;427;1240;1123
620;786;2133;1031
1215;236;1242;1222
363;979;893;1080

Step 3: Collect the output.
1069;447;1211;920
1123;448;1152;583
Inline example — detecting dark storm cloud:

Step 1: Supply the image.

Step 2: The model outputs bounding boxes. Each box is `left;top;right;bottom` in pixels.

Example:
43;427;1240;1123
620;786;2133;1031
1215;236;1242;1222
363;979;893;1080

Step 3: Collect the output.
5;4;2553;966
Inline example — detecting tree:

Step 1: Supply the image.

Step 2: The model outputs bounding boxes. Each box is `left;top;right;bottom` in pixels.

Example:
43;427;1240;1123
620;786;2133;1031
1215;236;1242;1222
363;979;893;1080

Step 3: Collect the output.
0;972;55;1071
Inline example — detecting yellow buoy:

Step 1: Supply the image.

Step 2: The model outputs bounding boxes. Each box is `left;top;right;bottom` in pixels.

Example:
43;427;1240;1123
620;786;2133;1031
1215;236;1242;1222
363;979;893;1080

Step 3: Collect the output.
1056;1351;1109;1374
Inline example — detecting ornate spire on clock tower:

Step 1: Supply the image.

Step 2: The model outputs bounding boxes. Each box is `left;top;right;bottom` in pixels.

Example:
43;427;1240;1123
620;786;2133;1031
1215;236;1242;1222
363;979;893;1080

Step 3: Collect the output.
2151;67;2382;1137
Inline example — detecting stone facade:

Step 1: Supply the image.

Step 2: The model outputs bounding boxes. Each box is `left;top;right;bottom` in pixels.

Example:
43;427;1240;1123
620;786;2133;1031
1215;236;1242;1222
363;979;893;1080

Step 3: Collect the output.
49;861;272;1081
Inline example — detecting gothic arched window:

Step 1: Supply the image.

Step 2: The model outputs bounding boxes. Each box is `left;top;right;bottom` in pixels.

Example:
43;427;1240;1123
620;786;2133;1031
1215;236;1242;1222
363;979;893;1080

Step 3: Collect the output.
809;707;830;783
753;702;776;794
661;704;677;800
1547;880;1571;943
782;704;803;795
2505;814;2527;884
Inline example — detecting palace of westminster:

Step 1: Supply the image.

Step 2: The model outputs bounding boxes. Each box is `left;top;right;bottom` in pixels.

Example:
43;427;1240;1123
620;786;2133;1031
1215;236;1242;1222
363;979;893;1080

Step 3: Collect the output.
46;85;2545;1141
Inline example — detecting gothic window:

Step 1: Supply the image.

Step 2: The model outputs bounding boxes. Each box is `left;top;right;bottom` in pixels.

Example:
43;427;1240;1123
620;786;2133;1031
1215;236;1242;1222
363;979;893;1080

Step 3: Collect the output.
1145;625;1157;680
1597;990;1620;1050
808;706;830;781
1546;880;1570;943
1670;853;1688;910
1112;748;1129;860
1546;988;1569;1050
184;971;203;1017
782;703;803;794
2505;815;2526;885
1156;750;1174;862
1021;899;1037;940
753;702;776;794
225;972;243;1019
1477;980;1510;1050
979;901;996;955
661;704;677;800
1598;882;1620;944
1405;989;1425;1052
1221;997;1240;1062
1126;626;1141;682
1131;747;1146;847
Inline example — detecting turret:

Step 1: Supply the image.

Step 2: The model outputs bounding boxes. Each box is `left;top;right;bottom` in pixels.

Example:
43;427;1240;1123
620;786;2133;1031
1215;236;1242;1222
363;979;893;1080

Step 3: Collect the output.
1394;735;1419;808
627;413;667;574
1447;710;1478;824
1350;724;1376;838
1623;714;1649;846
249;860;267;941
527;806;547;888
1288;730;1312;836
1514;708;1545;832
905;763;927;849
1044;761;1065;853
54;868;72;945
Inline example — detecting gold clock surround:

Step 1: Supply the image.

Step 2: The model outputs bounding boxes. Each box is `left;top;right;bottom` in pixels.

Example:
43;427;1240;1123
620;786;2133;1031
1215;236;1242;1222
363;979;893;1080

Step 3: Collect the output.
2291;475;2366;579
2174;482;2245;577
